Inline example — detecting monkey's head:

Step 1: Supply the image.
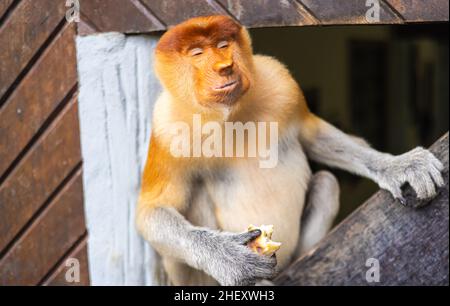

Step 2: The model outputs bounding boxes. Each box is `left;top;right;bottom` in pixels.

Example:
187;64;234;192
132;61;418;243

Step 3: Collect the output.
155;15;254;111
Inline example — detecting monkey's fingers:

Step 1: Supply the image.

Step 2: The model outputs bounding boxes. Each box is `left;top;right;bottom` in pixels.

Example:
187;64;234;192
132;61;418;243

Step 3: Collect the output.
234;229;262;245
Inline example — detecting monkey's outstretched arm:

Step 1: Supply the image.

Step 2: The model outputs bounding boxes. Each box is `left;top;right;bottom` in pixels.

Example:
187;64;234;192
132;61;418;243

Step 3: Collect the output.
298;113;445;202
136;141;276;286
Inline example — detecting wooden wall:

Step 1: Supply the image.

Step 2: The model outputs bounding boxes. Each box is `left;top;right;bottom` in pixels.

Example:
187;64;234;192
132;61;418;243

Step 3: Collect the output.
0;0;89;285
77;0;449;35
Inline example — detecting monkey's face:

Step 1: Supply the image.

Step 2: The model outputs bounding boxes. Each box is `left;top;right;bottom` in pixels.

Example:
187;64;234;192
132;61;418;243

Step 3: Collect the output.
188;35;251;107
155;16;254;110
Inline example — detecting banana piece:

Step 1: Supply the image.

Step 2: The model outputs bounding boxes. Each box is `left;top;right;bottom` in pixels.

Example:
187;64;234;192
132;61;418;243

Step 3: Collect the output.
246;224;281;256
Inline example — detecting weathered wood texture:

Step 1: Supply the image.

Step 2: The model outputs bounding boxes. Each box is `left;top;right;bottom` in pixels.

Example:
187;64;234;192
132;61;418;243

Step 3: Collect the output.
0;170;86;285
0;0;67;102
78;0;449;35
43;237;90;286
0;1;88;286
76;33;162;285
275;133;449;286
0;0;15;20
386;0;450;21
0;23;77;178
0;98;81;253
300;0;401;24
217;0;317;27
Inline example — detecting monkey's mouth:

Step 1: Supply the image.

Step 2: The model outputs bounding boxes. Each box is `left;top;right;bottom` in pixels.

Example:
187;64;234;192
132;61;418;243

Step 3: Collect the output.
213;80;238;92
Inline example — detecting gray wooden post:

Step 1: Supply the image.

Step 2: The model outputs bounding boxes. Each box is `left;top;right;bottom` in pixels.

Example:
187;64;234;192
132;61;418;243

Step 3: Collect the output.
76;33;162;285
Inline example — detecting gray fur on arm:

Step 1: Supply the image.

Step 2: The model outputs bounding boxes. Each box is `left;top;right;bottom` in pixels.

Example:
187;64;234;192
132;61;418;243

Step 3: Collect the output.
299;117;444;201
138;206;277;286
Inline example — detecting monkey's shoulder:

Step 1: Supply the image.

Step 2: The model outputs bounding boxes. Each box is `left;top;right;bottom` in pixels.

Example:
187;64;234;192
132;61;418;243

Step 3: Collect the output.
248;55;304;121
253;54;297;87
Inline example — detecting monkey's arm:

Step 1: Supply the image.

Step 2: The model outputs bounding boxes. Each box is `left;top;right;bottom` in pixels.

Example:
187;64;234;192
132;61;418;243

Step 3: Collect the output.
136;140;276;286
298;113;445;202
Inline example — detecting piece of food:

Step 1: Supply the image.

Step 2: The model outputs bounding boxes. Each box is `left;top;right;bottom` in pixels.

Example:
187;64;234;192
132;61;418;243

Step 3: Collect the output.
246;224;281;256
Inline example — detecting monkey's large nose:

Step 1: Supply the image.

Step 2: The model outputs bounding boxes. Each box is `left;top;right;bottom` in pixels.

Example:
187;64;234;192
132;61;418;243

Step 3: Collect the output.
213;60;234;76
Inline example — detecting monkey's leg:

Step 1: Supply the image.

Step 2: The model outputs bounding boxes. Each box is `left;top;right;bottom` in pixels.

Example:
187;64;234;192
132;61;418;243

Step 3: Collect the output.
296;171;340;257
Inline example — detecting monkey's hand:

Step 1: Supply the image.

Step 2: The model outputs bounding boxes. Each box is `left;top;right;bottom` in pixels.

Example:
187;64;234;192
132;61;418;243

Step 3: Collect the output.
193;229;277;286
374;147;444;205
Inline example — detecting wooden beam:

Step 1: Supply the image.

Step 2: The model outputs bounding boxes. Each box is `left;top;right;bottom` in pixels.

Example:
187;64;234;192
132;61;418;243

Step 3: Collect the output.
77;0;449;35
275;133;449;285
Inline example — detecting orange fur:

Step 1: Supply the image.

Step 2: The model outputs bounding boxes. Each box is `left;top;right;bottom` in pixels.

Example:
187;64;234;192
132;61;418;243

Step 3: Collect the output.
138;14;314;237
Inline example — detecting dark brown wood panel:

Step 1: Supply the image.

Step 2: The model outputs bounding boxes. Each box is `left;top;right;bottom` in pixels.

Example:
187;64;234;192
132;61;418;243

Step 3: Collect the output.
141;0;222;27
300;0;402;24
0;0;14;20
217;0;317;27
43;238;90;286
275;133;449;286
78;0;449;35
78;19;97;36
0;171;86;286
0;0;67;100
79;0;164;34
0;23;77;178
386;0;449;21
0;98;81;253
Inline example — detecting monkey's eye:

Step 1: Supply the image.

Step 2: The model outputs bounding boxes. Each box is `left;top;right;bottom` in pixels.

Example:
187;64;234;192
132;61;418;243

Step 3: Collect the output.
190;48;203;57
217;41;229;49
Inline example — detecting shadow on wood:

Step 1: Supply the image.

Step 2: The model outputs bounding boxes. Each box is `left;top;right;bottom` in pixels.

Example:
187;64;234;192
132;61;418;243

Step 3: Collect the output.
275;132;449;286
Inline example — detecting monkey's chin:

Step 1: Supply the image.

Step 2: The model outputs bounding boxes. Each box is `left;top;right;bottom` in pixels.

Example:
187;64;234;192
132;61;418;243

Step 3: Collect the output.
216;81;250;107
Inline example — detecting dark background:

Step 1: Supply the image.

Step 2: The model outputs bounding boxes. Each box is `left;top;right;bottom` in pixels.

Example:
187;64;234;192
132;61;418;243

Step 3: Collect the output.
251;24;449;221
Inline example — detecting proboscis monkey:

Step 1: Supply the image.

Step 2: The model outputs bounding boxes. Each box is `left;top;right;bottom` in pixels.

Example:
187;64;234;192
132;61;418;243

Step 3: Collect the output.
136;15;444;286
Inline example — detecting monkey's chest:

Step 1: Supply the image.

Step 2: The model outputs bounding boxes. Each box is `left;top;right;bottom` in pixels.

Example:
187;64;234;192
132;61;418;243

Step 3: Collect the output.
205;144;311;268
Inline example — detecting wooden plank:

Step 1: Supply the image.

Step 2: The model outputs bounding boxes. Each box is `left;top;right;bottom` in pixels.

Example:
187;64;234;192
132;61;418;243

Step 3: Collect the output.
0;171;86;286
217;0;317;27
141;0;222;27
275;133;449;286
77;33;161;285
76;0;449;34
385;0;449;22
0;98;81;253
297;0;403;24
79;0;164;34
0;24;77;178
77;18;97;36
43;238;90;286
0;0;67;100
0;0;14;20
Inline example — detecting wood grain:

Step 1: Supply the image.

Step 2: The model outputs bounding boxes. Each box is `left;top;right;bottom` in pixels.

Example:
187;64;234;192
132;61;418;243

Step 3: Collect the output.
79;0;164;34
43;237;90;286
0;0;14;20
0;171;86;286
300;0;402;24
77;0;449;35
0;23;77;178
0;0;67;100
217;0;317;27
0;98;81;253
386;0;449;22
141;0;221;27
275;133;449;286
